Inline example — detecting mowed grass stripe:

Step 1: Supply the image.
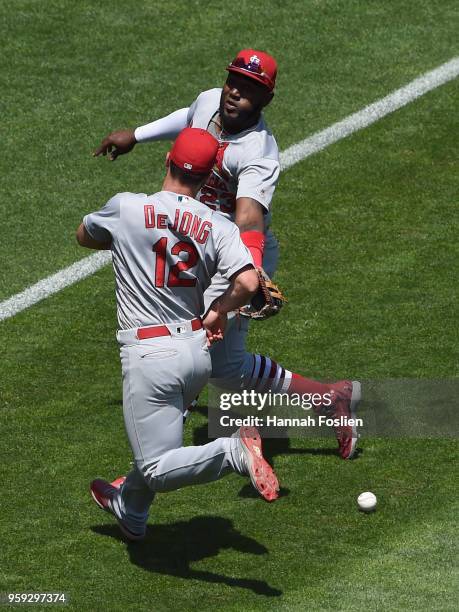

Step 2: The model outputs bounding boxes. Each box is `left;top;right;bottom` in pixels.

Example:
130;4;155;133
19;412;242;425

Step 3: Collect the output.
1;56;458;323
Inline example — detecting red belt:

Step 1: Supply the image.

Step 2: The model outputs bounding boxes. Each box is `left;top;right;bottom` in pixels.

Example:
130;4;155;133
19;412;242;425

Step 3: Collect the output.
136;318;202;340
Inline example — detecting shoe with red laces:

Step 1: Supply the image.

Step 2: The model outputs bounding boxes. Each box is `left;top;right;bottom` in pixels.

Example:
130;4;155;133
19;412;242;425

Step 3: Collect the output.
233;426;279;501
328;380;361;459
90;478;145;541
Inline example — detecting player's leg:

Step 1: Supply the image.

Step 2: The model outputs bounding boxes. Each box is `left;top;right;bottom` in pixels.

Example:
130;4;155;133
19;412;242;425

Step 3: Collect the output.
92;421;279;540
131;333;276;498
151;425;278;501
209;310;332;397
91;331;225;537
209;317;360;459
209;232;360;458
91;335;186;538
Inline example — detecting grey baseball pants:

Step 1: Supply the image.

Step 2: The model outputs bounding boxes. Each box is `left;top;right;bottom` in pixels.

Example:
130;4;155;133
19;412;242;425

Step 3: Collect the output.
111;323;242;534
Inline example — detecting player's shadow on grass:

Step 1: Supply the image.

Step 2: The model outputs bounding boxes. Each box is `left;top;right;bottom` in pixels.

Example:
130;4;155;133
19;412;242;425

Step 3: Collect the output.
92;516;282;597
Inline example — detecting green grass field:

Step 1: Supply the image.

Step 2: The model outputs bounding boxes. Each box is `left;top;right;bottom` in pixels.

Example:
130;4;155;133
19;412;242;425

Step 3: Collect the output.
1;1;458;609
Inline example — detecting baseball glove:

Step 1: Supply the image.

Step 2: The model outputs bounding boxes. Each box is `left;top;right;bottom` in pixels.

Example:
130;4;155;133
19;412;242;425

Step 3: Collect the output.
239;268;287;320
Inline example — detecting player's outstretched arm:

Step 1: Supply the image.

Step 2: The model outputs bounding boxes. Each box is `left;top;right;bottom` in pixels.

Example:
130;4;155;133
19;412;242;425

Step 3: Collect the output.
93;108;190;161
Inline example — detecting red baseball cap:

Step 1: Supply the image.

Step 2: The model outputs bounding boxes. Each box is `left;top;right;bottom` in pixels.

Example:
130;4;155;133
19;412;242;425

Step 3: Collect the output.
226;49;277;91
169;128;219;174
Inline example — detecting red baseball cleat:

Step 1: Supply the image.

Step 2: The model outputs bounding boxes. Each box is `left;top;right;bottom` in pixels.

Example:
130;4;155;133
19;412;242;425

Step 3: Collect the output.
328;380;361;459
90;478;144;541
234;426;279;501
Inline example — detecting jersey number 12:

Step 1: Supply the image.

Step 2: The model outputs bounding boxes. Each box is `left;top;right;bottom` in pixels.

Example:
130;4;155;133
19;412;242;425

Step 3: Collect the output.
152;237;198;287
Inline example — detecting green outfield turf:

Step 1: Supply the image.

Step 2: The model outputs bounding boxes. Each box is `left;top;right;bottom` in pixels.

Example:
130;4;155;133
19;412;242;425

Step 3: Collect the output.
1;1;458;610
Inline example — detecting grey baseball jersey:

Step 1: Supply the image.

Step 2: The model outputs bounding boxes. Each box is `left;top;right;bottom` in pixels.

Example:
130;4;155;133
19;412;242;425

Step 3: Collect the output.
187;88;280;222
83;190;252;329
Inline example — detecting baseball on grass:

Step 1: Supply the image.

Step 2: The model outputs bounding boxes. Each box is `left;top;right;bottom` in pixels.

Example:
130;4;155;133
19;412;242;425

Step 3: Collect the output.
357;491;377;512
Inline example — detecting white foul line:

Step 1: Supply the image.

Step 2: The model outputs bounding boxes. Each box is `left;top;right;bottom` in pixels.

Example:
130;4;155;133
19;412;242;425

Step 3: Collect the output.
0;250;112;321
280;56;459;170
1;56;458;323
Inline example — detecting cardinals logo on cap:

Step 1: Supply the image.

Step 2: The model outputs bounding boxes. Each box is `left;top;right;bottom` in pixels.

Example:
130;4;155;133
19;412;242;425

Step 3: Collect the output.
247;55;261;71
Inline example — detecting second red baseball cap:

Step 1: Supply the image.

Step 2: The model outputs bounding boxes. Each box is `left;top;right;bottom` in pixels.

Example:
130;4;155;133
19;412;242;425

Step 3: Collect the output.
169;128;219;175
226;49;277;91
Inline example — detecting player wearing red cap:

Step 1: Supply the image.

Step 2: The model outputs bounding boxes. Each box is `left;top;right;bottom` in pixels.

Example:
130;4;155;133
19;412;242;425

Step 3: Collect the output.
95;50;361;460
79;127;279;540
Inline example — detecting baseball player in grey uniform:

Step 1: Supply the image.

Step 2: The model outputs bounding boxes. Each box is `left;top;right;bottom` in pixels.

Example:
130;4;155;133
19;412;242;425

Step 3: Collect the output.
77;127;279;541
95;49;361;460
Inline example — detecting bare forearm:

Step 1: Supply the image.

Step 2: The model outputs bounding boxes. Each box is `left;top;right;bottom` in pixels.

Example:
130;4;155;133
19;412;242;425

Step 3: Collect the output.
234;197;264;232
235;198;266;266
217;267;259;314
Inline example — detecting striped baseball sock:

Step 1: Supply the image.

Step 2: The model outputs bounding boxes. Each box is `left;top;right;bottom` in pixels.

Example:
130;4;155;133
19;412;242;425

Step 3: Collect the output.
245;354;331;410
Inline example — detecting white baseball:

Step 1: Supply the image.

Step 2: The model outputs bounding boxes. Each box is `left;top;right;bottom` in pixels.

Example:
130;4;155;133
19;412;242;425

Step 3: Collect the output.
357;491;377;512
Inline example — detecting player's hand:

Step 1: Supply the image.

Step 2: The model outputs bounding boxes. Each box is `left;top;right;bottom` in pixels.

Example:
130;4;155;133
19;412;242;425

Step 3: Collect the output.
238;267;287;320
203;308;227;346
93;129;137;161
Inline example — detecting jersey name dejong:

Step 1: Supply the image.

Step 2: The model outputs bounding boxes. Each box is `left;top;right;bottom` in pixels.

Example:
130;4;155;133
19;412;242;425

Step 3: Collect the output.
143;205;212;244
